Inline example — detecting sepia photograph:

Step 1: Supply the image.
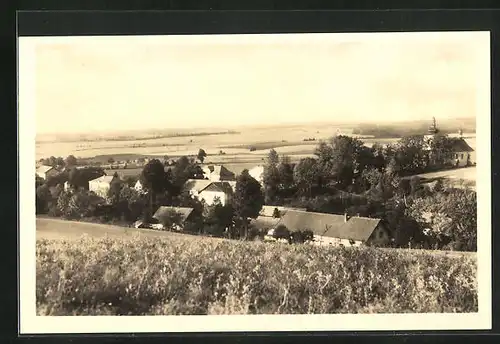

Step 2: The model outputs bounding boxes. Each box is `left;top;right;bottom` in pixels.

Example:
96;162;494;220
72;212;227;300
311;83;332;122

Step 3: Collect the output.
18;31;491;333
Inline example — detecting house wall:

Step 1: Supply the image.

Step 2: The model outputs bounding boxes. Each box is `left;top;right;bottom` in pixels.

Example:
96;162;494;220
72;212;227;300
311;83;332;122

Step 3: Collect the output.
89;182;111;198
448;151;472;167
367;224;390;247
197;190;228;206
311;235;362;247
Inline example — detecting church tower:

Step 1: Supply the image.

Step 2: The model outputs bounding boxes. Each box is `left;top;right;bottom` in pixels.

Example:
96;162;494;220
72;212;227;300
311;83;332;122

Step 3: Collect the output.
428;117;439;135
424;117;439;143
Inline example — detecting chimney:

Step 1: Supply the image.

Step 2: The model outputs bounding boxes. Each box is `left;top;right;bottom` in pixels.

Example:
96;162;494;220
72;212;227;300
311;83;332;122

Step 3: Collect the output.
344;212;348;222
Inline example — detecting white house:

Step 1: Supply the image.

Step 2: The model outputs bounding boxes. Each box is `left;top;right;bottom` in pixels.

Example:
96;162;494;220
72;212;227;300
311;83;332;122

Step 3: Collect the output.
249;165;264;185
449;138;475;167
89;174;120;198
36;165;58;180
184;179;234;206
274;210;390;247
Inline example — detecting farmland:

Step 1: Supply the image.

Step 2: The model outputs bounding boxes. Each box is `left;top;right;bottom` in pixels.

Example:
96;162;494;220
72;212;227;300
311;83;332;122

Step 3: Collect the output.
36;218;477;315
36;121;477;179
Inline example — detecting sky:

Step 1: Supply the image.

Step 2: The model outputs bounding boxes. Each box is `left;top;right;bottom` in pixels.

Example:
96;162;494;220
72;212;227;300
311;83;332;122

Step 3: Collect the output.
23;32;489;135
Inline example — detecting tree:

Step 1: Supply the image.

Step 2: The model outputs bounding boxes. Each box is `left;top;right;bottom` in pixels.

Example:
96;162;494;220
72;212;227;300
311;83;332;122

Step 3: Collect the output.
273;224;291;241
290;230;314;244
314;135;375;189
272;208;281;218
359;167;384;192
204;198;234;237
171;156;204;193
48;156;57;167
267;149;280;165
197;149;207;163
159;210;183;230
108;157;115;164
107;177;123;205
68;167;105;190
36;184;52;214
119;186;148;222
393;135;428;175
140;159;171;218
371;143;386;171
293;157;321;197
263;150;281;205
428;134;454;167
67;190;95;219
233;169;264;239
406;189;477;251
65;155;77;167
45;171;69;188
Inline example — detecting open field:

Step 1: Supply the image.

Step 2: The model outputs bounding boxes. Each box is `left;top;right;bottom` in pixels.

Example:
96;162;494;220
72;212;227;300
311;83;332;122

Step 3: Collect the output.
416;166;476;182
36;122;477;182
36;217;477;315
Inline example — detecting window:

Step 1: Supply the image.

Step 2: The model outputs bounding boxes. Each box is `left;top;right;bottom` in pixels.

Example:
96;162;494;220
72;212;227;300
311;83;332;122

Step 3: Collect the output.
455;153;459;159
460;153;464;159
379;230;384;238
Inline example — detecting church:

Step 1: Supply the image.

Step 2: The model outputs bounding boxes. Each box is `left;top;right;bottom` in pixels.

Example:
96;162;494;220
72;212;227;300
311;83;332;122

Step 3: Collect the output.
424;117;475;168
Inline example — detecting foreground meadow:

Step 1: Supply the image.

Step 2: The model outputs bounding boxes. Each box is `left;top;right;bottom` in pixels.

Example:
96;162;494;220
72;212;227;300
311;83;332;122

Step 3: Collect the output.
36;233;478;316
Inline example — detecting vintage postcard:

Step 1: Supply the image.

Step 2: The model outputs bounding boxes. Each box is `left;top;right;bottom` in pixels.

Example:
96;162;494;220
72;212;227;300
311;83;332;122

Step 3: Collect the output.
18;31;491;333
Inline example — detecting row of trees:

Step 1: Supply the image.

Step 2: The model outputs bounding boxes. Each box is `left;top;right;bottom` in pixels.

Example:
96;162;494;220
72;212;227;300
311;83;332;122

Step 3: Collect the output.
39;155;78;168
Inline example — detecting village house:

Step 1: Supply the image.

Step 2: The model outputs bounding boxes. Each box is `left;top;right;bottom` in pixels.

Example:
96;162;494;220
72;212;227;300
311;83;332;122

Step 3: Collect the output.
272;210;390;247
448;138;475;167
36;165;58;180
184;179;235;206
250;206;306;234
150;206;195;231
88;174;121;198
202;165;236;182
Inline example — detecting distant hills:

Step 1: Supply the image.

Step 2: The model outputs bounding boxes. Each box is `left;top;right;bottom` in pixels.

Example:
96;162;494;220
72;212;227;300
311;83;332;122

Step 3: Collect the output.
36;117;475;143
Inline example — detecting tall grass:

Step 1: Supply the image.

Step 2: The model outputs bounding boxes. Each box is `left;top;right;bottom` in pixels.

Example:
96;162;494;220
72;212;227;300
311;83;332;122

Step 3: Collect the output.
36;235;477;315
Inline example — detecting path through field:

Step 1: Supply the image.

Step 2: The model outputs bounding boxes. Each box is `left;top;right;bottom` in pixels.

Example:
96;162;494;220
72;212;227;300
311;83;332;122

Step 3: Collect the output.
36;217;215;242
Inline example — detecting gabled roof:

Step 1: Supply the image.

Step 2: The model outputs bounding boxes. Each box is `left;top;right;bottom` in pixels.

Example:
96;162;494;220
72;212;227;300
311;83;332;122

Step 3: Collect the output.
277;210;382;242
36;165;54;174
203;165;235;179
204;181;235;195
153;206;194;224
184;179;213;193
250;216;281;230
450;138;474;152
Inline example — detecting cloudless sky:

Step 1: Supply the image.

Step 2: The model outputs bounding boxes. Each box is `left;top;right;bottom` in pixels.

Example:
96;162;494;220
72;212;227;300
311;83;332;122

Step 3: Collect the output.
28;32;488;135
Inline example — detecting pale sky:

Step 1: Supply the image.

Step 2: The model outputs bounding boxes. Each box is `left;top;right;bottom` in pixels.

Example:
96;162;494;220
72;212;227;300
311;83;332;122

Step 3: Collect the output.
24;32;489;134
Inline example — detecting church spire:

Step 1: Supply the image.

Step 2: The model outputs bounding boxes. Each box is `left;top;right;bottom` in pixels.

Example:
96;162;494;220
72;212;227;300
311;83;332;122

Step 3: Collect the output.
428;117;439;135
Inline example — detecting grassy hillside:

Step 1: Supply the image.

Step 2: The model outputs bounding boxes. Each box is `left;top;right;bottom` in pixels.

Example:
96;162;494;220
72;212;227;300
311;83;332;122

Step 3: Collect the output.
36;219;477;315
